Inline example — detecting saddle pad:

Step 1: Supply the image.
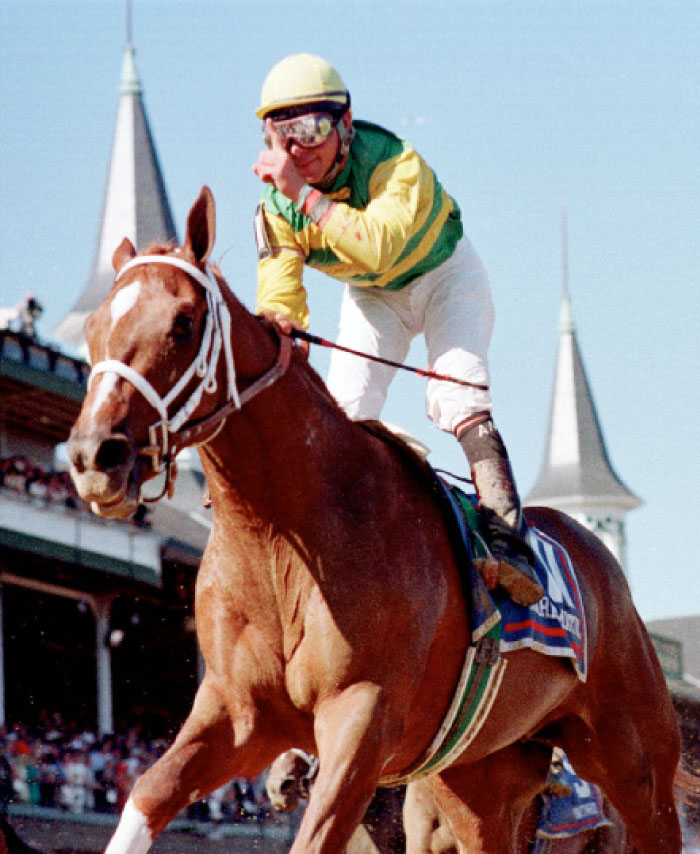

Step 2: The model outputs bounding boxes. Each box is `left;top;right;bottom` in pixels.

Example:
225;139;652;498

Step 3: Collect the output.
448;484;587;682
535;755;610;843
498;527;588;681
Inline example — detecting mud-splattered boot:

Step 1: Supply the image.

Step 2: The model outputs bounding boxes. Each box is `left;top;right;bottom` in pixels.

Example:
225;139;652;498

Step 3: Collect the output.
457;413;544;606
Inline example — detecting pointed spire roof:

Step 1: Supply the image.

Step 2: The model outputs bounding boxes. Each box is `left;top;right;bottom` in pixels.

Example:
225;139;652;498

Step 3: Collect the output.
526;212;641;511
53;41;177;347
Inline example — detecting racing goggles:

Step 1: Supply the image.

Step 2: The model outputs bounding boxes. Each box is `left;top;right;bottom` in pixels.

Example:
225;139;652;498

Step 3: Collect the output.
264;113;337;149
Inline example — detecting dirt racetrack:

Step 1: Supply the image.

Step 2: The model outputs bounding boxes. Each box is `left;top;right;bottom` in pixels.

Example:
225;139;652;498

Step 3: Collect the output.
7;815;292;854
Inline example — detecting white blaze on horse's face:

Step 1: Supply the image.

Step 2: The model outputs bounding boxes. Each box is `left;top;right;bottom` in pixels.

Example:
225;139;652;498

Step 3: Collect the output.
89;373;119;426
110;281;142;332
86;281;142;428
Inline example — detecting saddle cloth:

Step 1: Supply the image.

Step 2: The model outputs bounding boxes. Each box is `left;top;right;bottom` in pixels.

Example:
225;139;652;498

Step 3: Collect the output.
535;753;610;844
445;483;588;681
362;424;589;785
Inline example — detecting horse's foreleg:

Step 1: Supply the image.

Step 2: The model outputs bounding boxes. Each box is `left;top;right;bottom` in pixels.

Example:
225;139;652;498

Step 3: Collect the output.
291;682;394;854
404;779;457;854
105;675;236;853
105;674;275;853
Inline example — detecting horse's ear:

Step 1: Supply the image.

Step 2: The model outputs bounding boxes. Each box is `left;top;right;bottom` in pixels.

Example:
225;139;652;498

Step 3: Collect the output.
183;185;216;264
112;238;137;273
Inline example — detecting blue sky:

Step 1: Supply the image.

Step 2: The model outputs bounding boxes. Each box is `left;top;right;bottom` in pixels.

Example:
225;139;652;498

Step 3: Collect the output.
1;0;698;622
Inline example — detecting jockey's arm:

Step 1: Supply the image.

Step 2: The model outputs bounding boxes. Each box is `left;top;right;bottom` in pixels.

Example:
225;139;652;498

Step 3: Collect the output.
255;148;431;327
255;226;310;329
300;149;428;275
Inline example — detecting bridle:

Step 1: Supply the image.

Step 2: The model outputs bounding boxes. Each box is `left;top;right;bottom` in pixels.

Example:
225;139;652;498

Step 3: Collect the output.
88;254;292;501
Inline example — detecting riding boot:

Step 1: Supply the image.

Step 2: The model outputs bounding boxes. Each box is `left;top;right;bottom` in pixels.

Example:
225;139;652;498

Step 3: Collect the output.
457;412;545;606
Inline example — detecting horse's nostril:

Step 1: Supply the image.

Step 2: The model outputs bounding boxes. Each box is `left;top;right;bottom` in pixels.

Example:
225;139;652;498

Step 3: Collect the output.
71;450;86;474
95;438;131;471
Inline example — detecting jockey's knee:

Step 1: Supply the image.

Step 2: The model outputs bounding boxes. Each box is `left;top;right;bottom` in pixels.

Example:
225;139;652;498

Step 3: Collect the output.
427;395;493;436
425;351;491;434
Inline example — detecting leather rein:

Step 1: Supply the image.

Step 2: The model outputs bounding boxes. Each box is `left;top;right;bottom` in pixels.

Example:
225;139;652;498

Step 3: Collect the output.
88;254;292;502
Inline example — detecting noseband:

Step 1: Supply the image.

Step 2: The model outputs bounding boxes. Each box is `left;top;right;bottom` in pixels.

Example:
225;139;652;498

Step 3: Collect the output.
88;254;292;501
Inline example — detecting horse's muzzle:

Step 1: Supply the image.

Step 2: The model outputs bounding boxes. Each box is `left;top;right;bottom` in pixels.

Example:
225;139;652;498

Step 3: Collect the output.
67;430;140;517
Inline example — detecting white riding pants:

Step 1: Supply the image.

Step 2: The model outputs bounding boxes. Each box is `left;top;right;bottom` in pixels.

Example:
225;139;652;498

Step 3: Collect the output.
326;237;494;434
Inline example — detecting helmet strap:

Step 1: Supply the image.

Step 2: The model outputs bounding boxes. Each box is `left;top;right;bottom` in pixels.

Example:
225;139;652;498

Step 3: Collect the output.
317;111;354;189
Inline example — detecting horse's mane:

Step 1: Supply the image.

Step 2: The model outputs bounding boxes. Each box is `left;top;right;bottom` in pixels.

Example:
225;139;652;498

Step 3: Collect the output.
142;241;178;255
253;314;341;411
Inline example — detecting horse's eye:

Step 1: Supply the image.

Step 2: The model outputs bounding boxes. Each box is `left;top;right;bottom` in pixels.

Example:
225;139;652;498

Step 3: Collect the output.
172;312;195;341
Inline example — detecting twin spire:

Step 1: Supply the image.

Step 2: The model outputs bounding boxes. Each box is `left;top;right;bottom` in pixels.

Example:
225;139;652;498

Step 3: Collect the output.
53;32;177;348
526;208;641;574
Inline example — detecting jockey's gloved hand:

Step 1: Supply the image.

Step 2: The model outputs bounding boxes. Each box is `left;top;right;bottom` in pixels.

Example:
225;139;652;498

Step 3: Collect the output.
258;311;310;356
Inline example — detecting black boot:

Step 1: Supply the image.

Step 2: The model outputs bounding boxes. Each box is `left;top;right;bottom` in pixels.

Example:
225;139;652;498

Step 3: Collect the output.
457;413;544;606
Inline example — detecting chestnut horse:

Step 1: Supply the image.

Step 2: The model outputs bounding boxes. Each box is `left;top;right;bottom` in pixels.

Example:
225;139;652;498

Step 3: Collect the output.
68;186;681;853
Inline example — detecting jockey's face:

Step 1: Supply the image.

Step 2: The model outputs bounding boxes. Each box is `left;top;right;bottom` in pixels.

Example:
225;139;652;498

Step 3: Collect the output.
287;128;341;187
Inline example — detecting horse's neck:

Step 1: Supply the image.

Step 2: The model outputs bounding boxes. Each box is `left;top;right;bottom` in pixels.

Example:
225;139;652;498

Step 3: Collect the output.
196;291;388;583
199;346;360;539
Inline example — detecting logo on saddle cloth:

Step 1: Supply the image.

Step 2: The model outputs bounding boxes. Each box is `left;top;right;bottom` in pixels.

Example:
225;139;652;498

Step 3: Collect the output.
501;527;587;680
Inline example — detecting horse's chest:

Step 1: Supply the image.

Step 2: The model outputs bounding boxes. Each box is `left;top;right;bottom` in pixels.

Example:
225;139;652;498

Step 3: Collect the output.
281;588;354;712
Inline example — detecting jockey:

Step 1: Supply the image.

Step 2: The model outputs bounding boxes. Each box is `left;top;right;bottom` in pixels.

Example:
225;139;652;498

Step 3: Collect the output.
252;53;543;607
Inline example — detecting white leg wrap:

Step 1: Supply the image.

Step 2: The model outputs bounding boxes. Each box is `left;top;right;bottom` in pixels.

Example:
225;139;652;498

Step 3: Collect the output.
105;798;153;854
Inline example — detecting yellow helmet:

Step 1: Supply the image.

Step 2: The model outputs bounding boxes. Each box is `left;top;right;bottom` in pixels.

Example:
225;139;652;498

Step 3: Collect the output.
256;53;350;120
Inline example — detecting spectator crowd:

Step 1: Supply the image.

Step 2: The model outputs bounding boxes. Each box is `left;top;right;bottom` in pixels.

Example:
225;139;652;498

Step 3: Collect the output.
0;717;273;835
1;456;148;525
1;457;86;511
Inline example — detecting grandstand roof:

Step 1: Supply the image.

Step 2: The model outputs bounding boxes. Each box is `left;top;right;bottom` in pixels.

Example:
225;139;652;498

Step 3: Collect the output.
0;329;88;443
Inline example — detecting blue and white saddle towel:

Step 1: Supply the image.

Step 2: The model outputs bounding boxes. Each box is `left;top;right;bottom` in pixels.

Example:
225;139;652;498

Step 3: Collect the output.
535;753;611;846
